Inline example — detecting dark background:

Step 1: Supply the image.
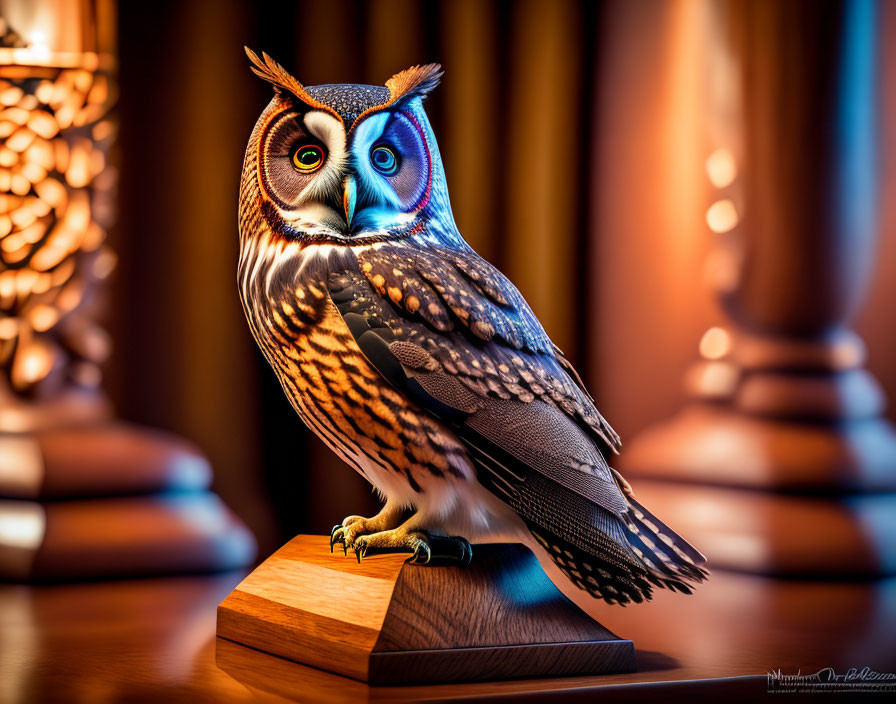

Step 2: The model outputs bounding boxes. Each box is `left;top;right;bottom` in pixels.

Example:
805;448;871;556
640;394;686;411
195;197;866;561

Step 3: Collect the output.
109;0;896;555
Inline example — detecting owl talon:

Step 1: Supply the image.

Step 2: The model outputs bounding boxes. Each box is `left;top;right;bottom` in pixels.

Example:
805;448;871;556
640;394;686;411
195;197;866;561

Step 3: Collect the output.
345;528;473;567
330;525;349;555
459;537;474;567
330;505;405;558
409;540;432;565
354;543;368;563
329;524;344;553
411;535;473;567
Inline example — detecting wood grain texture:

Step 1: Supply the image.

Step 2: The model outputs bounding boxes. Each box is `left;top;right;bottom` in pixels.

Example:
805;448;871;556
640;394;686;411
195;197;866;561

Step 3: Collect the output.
216;535;635;684
217;534;407;681
373;543;618;650
369;642;635;685
218;590;377;681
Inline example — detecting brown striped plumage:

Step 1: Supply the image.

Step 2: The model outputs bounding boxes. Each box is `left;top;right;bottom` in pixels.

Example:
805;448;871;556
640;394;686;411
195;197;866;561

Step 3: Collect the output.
245;259;472;493
238;104;473;506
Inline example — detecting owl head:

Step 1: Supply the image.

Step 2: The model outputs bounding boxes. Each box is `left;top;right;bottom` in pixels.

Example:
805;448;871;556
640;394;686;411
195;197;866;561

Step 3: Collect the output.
241;49;459;248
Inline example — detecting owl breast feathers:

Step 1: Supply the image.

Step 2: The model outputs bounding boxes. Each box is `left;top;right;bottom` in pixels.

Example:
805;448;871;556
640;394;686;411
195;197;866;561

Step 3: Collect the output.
237;49;707;605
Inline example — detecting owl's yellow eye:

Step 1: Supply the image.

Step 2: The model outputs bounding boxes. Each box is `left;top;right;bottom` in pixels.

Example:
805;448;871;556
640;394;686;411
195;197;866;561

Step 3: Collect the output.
292;144;324;172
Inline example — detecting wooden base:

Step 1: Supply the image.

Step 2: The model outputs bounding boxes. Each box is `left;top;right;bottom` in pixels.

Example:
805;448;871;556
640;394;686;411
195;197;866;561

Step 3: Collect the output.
216;534;636;685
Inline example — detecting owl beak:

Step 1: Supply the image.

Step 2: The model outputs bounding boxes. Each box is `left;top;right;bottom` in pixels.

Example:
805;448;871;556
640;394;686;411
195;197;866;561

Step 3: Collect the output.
342;176;356;228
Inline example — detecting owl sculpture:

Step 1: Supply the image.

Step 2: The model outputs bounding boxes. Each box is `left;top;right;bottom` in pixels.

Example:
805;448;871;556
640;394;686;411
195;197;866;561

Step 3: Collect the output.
238;50;707;605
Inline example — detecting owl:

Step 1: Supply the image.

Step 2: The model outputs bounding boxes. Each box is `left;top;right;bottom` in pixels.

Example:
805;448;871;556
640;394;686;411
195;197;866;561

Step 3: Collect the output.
238;49;707;605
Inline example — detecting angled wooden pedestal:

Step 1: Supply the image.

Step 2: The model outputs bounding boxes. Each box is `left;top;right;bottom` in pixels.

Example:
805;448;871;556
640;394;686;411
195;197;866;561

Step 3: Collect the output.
216;534;635;685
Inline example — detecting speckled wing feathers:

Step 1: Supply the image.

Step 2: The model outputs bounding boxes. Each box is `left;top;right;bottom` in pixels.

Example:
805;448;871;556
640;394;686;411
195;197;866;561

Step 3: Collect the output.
355;242;621;454
329;243;626;505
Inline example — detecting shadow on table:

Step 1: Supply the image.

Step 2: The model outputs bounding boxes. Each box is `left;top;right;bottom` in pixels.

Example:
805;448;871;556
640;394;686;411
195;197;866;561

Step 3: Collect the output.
633;650;679;672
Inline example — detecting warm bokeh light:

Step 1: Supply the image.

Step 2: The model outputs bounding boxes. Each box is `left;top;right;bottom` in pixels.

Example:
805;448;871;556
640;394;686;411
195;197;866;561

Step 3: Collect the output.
0;500;45;550
699;326;732;360
92;249;116;278
15;339;54;385
27;31;51;61
705;148;737;188
0;56;115;395
0;316;17;339
29;304;58;332
706;198;738;233
685;359;740;400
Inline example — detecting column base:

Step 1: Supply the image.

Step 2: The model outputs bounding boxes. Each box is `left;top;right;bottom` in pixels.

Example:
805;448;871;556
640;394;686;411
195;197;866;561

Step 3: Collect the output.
0;492;256;580
620;403;896;492
627;479;896;577
620;403;896;576
0;421;256;581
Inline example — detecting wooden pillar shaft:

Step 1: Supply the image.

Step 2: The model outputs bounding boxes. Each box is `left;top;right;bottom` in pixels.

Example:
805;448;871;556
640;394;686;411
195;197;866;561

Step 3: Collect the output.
620;0;896;577
730;0;877;335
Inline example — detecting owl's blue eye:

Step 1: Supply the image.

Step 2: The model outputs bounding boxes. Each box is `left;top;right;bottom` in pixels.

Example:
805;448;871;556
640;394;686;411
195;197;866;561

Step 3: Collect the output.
370;145;400;175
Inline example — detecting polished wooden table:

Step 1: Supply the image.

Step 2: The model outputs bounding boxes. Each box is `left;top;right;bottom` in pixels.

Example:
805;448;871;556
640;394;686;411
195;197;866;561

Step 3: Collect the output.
3;549;895;703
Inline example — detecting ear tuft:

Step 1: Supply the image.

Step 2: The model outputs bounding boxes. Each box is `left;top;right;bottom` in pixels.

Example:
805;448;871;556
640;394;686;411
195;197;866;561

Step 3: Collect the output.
244;47;345;125
386;63;443;103
244;47;303;96
348;63;443;129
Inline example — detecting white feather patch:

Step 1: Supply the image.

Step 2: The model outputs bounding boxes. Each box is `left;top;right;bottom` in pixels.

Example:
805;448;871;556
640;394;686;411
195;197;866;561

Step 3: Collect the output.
300;111;346;202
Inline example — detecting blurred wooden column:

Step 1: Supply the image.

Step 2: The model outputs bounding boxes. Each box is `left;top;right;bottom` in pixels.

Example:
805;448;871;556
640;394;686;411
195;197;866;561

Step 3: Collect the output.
621;0;896;576
0;0;255;580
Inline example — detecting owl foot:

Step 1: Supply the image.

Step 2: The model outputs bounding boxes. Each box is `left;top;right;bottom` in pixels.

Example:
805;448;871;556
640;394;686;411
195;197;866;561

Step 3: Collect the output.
352;524;473;567
329;502;406;554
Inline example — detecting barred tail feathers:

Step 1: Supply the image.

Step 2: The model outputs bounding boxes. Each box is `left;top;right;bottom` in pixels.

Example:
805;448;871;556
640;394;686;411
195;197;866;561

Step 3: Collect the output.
528;525;656;605
528;498;708;606
623;495;708;585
